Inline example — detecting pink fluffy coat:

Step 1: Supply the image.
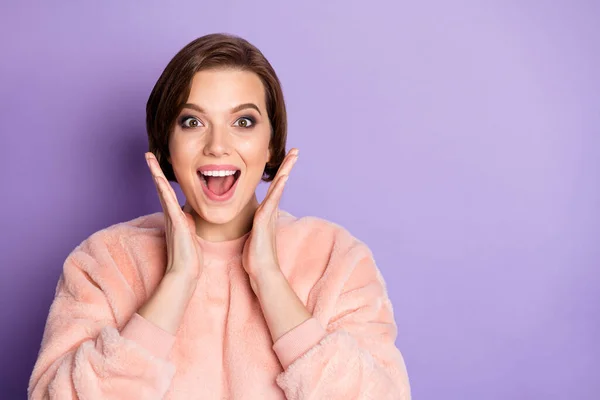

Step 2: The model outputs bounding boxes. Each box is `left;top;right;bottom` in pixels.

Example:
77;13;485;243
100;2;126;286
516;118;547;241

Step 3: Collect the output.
28;211;411;399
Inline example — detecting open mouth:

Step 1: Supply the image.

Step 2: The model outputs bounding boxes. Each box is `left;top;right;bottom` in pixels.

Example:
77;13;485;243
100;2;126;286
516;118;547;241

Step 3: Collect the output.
197;168;241;201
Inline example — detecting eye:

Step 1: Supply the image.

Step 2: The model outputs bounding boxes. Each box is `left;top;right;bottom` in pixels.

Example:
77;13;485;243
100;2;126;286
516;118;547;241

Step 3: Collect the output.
180;116;203;129
233;116;255;128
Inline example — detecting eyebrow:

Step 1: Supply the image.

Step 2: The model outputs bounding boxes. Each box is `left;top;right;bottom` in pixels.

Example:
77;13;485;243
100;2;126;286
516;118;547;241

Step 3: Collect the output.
182;102;262;115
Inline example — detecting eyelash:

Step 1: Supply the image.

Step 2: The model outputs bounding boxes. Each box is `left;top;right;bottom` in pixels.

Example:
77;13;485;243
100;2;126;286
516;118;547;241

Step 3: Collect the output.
234;116;256;128
178;115;256;129
178;115;202;129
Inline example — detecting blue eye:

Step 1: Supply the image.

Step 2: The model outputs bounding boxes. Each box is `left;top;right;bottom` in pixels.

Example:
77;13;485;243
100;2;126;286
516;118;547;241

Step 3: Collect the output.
234;117;255;128
180;116;203;129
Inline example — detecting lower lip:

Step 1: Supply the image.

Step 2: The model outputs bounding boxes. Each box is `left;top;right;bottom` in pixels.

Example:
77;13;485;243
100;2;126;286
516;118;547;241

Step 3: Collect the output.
199;172;240;203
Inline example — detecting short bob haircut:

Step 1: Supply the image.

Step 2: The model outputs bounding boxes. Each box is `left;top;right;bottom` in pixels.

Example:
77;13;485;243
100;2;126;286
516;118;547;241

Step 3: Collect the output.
146;33;287;183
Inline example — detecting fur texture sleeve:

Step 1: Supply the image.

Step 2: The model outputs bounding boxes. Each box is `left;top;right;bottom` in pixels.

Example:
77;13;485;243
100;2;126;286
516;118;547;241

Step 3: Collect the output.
275;230;411;400
28;227;175;400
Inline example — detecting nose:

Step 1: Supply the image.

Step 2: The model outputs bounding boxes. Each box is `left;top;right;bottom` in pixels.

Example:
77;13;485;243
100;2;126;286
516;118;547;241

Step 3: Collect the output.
203;125;231;157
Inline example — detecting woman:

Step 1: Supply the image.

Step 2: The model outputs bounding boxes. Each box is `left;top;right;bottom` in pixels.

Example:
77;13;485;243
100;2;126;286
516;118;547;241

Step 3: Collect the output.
28;33;411;399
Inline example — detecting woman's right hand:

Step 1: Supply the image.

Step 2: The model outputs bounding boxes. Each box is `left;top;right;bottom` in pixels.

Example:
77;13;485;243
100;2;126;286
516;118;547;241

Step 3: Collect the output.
145;152;203;284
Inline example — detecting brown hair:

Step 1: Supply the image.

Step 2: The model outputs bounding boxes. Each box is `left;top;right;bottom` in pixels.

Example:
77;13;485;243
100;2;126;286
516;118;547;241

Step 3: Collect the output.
146;33;287;182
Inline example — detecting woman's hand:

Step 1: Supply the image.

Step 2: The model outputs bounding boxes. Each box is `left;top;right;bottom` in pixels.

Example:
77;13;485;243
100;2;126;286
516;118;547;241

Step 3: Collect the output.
242;148;299;294
145;152;203;284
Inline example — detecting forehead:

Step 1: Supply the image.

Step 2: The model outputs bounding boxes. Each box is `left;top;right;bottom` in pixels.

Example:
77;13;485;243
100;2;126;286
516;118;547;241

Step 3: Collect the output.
186;69;266;110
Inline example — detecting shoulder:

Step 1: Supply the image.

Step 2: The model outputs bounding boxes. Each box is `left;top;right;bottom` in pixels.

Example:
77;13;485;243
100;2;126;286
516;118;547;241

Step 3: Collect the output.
275;210;378;289
78;212;165;251
65;212;168;299
276;209;371;258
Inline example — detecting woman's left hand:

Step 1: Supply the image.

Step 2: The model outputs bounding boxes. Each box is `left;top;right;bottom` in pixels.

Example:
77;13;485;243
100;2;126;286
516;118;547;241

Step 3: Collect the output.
242;148;299;294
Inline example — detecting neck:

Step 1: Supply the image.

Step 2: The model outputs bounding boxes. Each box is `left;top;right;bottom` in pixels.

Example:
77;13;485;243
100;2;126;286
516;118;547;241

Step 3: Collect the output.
183;195;258;242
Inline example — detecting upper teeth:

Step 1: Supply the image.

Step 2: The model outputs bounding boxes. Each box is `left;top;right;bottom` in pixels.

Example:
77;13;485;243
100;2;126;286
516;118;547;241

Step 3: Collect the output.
201;170;237;177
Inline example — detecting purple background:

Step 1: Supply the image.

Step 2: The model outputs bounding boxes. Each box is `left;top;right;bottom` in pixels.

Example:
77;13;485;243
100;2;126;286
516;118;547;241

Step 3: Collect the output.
1;1;598;399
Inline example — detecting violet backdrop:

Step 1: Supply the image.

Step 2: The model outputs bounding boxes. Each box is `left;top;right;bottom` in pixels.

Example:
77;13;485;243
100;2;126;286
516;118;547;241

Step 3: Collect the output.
1;1;598;399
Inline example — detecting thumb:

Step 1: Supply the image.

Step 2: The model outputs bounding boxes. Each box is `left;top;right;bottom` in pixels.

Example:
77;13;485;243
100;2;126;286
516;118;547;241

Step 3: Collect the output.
183;211;196;233
181;202;196;232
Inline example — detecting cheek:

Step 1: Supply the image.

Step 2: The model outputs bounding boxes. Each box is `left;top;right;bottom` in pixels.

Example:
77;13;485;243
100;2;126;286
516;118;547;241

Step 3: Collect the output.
239;134;271;166
169;133;196;167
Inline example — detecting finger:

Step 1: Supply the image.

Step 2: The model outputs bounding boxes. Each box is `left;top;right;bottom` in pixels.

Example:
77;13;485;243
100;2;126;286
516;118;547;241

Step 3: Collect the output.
265;150;298;199
146;152;179;206
180;203;198;233
152;176;173;228
183;211;196;233
277;148;299;177
153;177;168;212
154;176;180;217
270;148;298;183
261;174;289;216
146;154;184;224
145;152;167;180
145;152;178;201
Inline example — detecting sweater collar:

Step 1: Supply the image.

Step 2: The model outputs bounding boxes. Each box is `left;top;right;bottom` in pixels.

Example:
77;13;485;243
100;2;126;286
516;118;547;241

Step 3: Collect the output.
195;231;250;258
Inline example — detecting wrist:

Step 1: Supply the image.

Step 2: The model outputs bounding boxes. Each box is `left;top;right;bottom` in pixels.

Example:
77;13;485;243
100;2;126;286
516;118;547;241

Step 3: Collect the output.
166;266;199;283
138;272;197;335
249;267;313;343
250;267;284;296
164;270;198;298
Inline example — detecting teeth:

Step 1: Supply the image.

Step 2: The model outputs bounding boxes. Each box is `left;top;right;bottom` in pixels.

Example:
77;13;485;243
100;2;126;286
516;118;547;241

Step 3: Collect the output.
201;170;237;177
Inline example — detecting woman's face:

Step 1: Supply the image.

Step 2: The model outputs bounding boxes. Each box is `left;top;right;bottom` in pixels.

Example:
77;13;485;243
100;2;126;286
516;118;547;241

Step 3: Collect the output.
168;68;271;225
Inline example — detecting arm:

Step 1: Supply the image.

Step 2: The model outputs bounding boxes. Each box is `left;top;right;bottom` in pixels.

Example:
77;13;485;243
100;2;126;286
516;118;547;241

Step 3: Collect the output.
28;236;193;400
252;271;313;344
257;239;411;400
